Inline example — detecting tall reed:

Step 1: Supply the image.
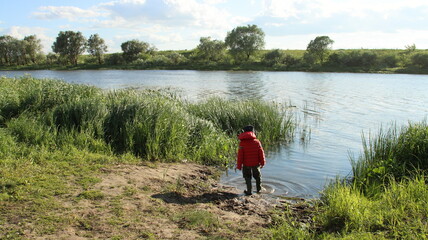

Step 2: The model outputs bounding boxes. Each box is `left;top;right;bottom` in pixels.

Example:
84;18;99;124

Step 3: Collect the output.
186;97;295;146
51;97;107;137
0;76;100;124
1;77;297;166
351;121;428;193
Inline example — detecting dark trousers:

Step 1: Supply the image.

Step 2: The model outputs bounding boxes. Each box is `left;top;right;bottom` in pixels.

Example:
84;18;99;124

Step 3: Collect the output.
242;166;262;193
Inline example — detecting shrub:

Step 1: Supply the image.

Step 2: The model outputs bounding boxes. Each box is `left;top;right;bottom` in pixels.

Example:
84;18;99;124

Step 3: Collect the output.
379;54;398;68
411;53;428;68
105;53;124;65
263;49;284;66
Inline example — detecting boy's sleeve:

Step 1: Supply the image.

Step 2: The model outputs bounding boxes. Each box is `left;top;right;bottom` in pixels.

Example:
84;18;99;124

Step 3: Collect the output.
237;144;244;170
258;142;266;167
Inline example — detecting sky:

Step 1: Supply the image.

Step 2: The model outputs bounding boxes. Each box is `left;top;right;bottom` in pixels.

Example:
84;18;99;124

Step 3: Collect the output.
1;0;428;53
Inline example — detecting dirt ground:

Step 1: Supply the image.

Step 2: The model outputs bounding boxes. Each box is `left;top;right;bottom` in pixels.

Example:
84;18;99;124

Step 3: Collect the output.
25;162;301;240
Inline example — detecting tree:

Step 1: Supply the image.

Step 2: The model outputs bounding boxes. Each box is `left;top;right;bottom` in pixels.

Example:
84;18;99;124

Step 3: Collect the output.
121;40;151;63
87;34;108;64
52;31;87;65
195;37;226;62
0;35;17;65
9;38;26;65
405;43;416;53
225;25;265;62
305;36;334;64
23;35;43;64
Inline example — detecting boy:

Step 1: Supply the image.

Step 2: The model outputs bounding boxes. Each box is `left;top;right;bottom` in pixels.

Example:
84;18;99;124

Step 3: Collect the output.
236;125;266;195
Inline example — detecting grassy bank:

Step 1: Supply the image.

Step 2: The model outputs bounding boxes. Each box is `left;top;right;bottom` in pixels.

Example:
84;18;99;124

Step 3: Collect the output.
269;121;428;239
0;76;295;165
2;76;427;239
3;62;428;75
0;76;295;239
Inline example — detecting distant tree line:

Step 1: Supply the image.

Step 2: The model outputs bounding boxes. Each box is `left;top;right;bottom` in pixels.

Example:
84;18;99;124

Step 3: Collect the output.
0;35;43;65
1;25;428;72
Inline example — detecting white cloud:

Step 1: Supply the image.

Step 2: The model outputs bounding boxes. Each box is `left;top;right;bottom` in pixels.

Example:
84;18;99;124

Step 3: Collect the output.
202;0;227;4
32;6;107;21
261;0;303;19
261;0;428;20
265;29;428;50
330;30;428;49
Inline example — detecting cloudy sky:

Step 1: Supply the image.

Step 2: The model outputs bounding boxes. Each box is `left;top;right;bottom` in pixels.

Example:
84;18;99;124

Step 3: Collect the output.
1;0;427;53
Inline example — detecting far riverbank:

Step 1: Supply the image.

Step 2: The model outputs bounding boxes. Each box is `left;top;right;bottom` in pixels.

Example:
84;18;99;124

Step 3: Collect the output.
2;62;428;74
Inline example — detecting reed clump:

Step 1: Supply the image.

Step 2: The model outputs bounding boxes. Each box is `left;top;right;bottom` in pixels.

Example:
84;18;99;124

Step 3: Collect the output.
269;121;428;239
0;76;100;125
0;76;295;166
186;97;295;146
351;121;428;194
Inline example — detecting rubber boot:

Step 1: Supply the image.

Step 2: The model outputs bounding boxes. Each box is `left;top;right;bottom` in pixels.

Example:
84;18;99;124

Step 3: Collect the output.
244;178;252;195
256;178;261;193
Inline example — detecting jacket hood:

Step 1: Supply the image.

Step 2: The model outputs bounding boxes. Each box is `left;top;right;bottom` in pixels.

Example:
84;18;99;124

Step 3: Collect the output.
238;131;257;140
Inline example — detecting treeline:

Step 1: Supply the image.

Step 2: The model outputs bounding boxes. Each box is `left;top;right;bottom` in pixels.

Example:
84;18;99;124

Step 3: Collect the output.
1;25;428;73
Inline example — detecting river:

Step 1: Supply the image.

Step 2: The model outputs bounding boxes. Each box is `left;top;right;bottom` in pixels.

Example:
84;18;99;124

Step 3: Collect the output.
2;70;428;198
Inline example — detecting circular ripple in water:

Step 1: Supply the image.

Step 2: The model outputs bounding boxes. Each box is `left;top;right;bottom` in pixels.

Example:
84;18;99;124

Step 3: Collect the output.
221;174;317;198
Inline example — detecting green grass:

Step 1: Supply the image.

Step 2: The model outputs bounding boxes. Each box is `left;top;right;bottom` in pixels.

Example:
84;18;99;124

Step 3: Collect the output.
0;76;297;238
269;121;428;239
174;209;221;232
269;175;428;239
351;121;428;195
4;76;426;239
1;76;294;166
187;97;295;147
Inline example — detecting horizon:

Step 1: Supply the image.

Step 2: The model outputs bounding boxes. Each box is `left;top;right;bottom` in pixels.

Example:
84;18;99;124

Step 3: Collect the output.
1;0;428;54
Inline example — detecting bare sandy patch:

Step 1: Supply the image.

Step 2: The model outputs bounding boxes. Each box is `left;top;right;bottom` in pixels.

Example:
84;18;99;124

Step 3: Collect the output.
22;162;296;239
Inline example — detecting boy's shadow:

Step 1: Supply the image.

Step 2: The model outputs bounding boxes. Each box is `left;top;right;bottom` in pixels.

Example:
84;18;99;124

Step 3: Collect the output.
151;191;238;205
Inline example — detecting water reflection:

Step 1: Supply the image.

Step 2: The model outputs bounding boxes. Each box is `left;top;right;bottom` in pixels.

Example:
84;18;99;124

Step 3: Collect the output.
225;71;265;100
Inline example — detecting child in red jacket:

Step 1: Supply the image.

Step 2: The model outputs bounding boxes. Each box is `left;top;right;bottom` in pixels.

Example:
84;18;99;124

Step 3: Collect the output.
236;125;265;195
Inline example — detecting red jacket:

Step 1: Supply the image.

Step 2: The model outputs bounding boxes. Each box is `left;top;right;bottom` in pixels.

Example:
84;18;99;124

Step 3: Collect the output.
236;131;265;170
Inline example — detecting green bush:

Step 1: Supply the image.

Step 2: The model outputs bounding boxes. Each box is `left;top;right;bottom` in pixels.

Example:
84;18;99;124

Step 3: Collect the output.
411;53;428;68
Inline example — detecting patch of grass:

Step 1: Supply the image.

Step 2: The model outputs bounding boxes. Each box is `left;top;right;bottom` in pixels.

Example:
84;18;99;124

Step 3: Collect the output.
140;185;151;192
351;121;428;195
270;175;428;239
174;209;221;232
122;186;138;197
163;175;186;193
34;214;71;235
138;231;157;240
77;176;102;190
78;190;105;200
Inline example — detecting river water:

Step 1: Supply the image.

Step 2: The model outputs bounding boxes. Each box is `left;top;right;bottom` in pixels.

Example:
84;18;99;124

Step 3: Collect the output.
2;70;428;198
